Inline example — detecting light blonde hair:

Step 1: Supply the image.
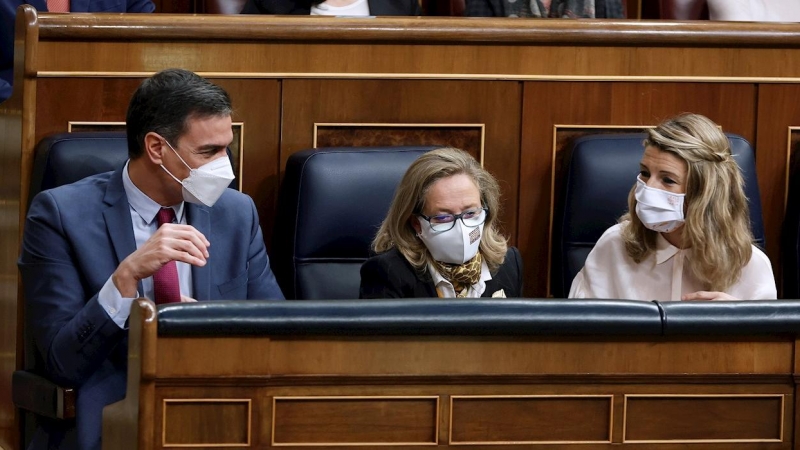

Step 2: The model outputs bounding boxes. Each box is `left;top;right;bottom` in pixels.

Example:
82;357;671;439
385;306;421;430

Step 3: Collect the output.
620;113;753;291
372;147;509;273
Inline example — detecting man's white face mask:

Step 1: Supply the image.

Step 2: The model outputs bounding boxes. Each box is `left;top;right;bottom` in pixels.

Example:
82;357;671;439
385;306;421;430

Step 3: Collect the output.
634;175;686;233
160;139;235;207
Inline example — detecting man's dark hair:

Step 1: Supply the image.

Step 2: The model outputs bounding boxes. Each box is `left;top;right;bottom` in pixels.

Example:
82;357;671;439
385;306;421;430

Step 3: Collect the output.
126;68;232;159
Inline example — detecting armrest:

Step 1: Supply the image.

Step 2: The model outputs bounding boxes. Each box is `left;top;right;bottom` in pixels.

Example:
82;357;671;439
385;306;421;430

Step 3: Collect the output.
12;371;76;419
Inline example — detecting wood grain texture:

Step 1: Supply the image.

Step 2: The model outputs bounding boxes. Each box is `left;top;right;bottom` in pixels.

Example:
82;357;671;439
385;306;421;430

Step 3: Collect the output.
273;397;437;444
450;396;611;443
30;13;800;46
624;395;783;442
163;400;250;445
756;85;800;295
154;336;792;378
281;79;520;243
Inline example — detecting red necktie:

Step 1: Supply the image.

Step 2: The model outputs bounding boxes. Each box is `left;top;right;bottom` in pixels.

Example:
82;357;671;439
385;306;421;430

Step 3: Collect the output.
153;208;181;304
46;0;70;12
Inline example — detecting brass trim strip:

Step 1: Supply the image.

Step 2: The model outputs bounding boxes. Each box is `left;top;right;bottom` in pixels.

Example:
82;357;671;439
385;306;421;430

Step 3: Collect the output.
161;398;252;448
67;121;125;131
35;72;800;84
449;394;614;445
271;395;440;447
621;393;785;444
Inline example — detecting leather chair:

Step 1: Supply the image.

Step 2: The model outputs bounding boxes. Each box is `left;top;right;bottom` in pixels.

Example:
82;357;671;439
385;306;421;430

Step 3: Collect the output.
553;133;765;298
14;132;129;447
783;151;800;298
272;146;437;300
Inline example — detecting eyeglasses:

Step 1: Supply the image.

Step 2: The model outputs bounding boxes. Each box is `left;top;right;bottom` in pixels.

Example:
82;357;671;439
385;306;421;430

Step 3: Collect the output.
417;207;488;232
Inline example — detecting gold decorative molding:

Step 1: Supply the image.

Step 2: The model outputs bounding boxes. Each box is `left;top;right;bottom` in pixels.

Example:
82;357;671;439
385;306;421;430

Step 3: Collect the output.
35;71;800;84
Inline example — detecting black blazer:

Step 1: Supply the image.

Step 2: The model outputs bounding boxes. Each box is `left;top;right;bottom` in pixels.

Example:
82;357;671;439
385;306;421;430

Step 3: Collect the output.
241;0;420;15
360;246;523;299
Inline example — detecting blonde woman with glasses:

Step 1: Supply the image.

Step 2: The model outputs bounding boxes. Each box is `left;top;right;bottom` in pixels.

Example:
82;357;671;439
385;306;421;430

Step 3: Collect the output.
569;113;776;301
360;147;523;299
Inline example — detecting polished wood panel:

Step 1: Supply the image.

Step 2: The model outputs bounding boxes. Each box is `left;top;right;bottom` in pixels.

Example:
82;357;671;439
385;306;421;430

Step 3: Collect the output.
756;85;800;293
521;82;757;296
103;300;800;450
624;395;784;443
162;399;251;446
210;79;281;246
30;15;800;46
450;396;611;443
272;397;438;445
282;79;521;242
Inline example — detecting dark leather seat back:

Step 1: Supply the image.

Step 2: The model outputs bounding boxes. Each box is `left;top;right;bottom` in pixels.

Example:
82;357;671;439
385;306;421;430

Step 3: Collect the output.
272;146;436;300
783;153;800;298
25;132;130;370
29;132;129;204
553;133;765;298
16;132;129;447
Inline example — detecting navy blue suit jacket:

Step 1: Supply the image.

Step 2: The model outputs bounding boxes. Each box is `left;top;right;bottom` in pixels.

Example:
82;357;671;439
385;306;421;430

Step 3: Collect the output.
0;0;154;103
18;166;284;450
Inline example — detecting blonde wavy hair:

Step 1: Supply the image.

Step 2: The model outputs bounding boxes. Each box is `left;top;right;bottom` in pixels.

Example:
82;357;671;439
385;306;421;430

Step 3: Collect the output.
372;147;509;273
620;113;753;291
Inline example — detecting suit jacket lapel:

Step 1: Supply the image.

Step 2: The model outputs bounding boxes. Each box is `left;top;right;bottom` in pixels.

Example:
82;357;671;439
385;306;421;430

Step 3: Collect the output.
102;167;143;294
187;203;211;300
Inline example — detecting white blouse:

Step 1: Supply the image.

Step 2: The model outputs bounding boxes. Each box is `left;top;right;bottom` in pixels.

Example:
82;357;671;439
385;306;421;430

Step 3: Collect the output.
568;223;777;301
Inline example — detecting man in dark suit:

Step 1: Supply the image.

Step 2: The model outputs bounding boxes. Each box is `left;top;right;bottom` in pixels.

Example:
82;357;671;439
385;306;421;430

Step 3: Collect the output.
18;68;284;450
0;0;154;103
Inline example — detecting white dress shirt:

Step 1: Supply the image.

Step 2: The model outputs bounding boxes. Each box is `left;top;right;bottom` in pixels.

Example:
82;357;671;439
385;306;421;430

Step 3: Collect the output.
569;223;777;301
428;259;492;298
98;162;194;327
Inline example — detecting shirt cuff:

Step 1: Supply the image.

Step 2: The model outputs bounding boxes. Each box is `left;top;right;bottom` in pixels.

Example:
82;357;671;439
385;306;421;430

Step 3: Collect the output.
98;276;137;329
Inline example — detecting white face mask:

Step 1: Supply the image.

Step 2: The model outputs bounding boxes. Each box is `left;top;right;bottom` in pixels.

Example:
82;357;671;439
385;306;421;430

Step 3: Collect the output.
417;217;484;265
160;140;235;207
634;175;685;233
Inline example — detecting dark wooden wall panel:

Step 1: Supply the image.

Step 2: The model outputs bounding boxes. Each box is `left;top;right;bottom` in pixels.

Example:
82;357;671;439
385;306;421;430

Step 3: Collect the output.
162;400;251;445
273;397;438;444
450;396;611;443
281;79;522;246
756;85;800;294
211;79;281;248
520;81;757;297
624;396;783;442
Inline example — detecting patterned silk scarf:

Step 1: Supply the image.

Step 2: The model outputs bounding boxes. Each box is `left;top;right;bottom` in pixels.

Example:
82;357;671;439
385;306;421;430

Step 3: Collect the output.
433;253;483;298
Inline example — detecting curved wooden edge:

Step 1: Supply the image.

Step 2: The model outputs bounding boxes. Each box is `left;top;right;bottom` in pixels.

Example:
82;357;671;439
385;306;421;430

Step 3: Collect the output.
102;298;156;450
26;9;800;47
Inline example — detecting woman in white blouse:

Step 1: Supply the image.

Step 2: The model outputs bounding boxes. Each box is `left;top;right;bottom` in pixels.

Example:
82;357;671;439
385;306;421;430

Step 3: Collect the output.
569;113;777;301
